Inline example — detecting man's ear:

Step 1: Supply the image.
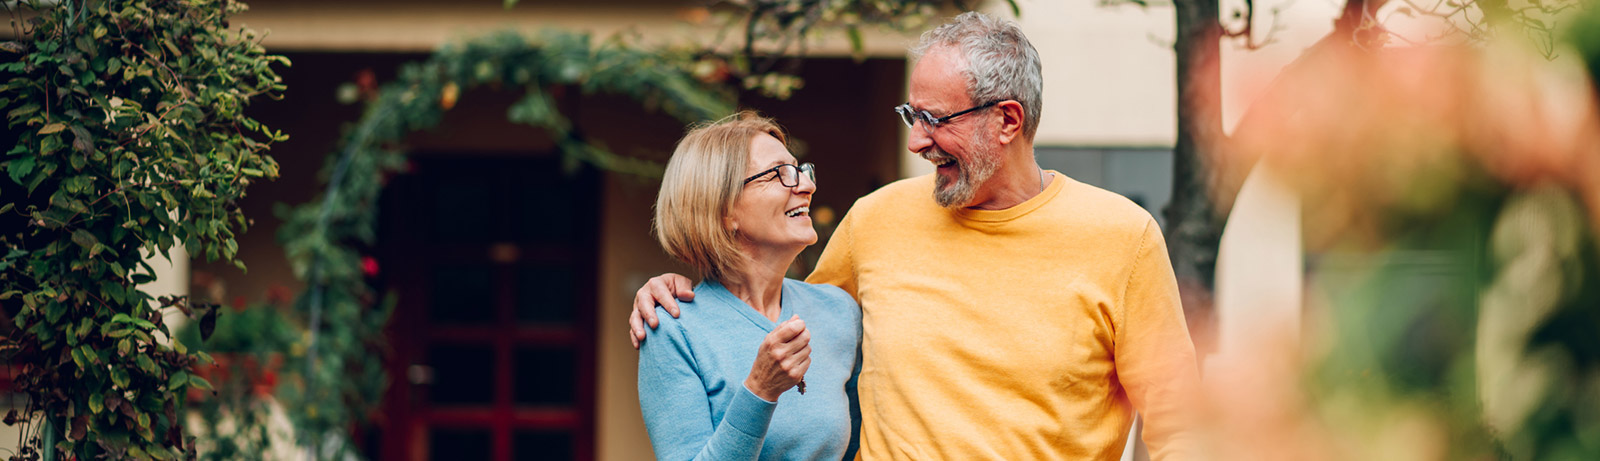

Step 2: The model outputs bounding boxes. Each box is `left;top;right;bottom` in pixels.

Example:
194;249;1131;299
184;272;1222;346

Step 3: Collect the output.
995;100;1025;144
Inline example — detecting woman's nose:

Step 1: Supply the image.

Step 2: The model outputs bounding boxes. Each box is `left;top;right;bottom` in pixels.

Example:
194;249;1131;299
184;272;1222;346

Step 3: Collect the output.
794;172;816;195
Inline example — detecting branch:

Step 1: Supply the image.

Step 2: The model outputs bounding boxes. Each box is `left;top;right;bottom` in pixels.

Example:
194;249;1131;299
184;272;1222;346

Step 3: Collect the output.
752;0;826;75
1224;0;1293;50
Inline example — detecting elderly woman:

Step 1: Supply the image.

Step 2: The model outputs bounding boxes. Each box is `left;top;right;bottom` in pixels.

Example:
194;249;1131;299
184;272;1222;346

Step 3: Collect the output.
638;112;861;461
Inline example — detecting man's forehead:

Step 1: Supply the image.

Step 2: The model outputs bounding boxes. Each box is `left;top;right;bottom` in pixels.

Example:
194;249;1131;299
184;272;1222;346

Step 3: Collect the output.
908;47;969;110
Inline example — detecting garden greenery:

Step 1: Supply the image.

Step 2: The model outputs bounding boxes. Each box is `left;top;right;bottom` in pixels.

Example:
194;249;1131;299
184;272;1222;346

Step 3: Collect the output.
0;0;285;458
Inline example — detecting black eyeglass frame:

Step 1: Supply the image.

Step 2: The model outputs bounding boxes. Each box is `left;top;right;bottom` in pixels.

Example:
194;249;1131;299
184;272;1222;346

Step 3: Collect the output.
894;100;1004;134
742;162;816;187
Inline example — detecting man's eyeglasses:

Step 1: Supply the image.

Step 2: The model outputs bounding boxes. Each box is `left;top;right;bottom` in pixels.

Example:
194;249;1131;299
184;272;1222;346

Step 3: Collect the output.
894;100;1002;135
743;162;815;187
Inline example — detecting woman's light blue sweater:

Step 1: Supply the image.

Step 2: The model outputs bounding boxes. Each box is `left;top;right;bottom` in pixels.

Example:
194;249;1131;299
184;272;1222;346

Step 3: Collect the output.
638;278;861;461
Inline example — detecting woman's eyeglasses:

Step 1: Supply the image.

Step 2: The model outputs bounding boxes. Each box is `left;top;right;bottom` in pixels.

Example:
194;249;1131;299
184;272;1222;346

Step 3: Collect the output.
743;163;816;187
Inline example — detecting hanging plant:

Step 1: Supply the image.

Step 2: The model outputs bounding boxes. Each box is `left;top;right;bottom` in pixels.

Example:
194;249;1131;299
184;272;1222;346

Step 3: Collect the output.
0;0;286;459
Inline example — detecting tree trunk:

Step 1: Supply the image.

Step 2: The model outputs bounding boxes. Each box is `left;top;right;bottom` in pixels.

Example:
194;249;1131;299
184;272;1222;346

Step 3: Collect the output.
1167;0;1227;352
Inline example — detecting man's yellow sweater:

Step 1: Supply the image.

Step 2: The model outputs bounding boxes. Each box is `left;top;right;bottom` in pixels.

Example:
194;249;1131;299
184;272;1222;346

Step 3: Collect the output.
807;172;1199;460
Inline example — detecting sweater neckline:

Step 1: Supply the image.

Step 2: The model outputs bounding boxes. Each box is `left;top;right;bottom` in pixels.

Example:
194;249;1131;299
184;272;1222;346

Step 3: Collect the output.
699;278;794;332
952;170;1069;223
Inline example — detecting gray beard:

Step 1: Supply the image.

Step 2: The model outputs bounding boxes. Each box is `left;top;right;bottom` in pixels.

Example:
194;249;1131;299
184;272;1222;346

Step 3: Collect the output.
930;135;1000;208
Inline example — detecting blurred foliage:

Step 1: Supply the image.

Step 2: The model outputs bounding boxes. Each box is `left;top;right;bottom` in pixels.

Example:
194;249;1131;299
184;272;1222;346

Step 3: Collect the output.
1572;2;1600;85
1304;178;1600;458
175;302;297;461
1235;6;1600;458
1379;0;1586;58
0;0;284;459
176;303;296;360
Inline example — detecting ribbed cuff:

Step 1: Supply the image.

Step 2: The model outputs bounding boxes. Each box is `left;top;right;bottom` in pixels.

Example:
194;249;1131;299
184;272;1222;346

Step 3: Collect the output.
725;385;779;438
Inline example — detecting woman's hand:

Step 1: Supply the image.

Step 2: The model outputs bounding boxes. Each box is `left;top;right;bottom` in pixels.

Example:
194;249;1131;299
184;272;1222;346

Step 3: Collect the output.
745;315;811;402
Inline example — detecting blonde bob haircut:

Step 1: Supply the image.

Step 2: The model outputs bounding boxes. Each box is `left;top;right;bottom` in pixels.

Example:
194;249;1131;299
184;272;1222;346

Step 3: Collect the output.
654;111;788;283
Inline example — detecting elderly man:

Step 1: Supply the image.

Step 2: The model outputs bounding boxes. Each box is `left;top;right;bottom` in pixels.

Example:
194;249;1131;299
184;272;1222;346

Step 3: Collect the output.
630;12;1200;460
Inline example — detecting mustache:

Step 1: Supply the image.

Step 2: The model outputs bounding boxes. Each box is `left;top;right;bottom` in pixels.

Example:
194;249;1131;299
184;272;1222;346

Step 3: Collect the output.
921;148;957;164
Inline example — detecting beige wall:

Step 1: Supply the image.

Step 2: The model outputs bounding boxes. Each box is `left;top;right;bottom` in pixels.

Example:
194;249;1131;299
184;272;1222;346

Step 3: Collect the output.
985;1;1178;147
595;175;680;461
235;0;917;57
961;0;1344;151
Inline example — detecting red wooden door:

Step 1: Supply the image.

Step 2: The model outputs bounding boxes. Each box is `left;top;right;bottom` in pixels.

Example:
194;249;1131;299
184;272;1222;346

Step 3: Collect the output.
376;156;597;461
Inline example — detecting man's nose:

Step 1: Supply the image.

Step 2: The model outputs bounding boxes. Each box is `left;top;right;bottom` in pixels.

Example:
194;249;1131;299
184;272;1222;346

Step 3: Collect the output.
906;124;933;154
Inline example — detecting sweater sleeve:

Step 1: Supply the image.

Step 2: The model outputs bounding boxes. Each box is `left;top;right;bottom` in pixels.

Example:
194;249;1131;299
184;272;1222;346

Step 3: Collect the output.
638;308;778;461
1113;220;1202;461
806;209;858;299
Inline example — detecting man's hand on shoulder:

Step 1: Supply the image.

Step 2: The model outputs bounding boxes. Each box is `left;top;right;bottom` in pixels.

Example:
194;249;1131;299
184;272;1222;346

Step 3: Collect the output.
629;273;696;349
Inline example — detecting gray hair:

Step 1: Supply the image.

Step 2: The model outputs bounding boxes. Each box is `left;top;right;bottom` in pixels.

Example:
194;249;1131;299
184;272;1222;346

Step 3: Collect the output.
912;12;1043;139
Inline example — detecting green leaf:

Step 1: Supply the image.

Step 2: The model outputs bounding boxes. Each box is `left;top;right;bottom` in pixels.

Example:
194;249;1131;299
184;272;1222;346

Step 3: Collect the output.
39;135;62;155
38;122;66;134
135;354;156;375
44;300;66;324
100;280;124;304
71;346;88;369
89;392;104;414
5;103;39;120
846;26;864;60
72;229;99;249
188;374;213;391
167;370;188;391
6;156;33;185
111;313;134;324
74;319;92;339
111;367;130;388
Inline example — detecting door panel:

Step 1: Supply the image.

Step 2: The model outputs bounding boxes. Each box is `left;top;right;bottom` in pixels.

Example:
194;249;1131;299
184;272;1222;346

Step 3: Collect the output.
379;156;597;461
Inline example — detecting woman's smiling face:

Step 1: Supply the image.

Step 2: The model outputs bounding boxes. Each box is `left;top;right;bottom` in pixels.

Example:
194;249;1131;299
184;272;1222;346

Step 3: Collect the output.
728;133;817;251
